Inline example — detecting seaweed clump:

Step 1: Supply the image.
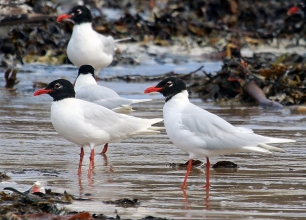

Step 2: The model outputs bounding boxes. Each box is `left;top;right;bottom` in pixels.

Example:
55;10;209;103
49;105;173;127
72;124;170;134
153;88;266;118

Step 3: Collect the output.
189;53;306;106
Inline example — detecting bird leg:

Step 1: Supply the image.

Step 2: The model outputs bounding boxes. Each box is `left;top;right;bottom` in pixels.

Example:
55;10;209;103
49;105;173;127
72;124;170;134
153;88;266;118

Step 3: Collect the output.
205;185;210;209
88;148;95;175
100;143;108;154
202;157;211;188
180;159;193;189
78;147;84;175
181;189;190;210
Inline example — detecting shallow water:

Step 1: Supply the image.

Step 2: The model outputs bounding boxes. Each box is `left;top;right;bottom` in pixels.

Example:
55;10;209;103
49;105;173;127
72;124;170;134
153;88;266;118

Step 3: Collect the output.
0;62;306;219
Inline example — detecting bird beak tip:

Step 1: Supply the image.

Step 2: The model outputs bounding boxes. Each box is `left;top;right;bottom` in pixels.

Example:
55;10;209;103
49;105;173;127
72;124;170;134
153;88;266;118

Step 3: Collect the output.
56;14;72;22
34;89;51;96
144;86;161;94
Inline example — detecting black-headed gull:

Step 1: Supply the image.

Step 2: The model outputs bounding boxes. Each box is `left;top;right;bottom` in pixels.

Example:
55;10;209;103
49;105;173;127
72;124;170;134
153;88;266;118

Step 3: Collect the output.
57;5;126;78
144;77;295;189
75;65;152;114
34;79;163;176
75;64;152;154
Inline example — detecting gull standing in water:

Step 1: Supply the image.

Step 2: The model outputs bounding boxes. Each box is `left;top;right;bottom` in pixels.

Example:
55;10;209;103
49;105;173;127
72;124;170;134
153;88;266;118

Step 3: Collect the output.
145;77;295;189
34;79;163;176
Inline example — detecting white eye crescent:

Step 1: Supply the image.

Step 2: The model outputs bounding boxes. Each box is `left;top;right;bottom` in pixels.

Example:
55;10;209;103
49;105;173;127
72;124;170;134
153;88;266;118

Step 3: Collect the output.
55;83;61;89
166;81;173;87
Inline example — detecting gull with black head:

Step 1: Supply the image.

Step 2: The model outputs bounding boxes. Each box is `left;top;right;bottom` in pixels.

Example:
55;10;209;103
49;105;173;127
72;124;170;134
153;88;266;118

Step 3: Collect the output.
75;65;152;114
57;5;129;78
145;77;295;189
34;79;163;176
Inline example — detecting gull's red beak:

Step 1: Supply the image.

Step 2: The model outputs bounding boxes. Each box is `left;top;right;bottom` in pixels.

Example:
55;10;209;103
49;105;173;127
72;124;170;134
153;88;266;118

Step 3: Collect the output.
144;86;162;94
56;14;72;22
34;88;52;96
287;6;300;15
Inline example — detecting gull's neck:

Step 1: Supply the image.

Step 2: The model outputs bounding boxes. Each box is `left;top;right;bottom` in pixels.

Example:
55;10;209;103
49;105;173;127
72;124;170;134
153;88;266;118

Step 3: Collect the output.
72;22;94;34
166;90;189;103
75;74;97;89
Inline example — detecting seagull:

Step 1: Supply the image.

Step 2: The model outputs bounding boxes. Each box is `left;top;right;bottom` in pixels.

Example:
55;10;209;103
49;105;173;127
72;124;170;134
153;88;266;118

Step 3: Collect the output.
75;65;152;114
56;5;128;78
144;77;295;189
75;64;152;154
34;79;163;176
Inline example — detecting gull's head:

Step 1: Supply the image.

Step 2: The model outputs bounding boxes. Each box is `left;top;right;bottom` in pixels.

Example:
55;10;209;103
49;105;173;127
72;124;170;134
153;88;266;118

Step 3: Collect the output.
77;65;95;78
144;77;187;101
75;65;97;87
56;5;92;24
34;79;75;101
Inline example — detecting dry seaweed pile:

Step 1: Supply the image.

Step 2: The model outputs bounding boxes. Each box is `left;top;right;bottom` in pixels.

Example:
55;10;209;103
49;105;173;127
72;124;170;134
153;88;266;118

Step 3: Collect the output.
1;0;306;66
189;53;306;106
98;53;306;107
0;187;87;219
0;186;167;220
102;0;306;46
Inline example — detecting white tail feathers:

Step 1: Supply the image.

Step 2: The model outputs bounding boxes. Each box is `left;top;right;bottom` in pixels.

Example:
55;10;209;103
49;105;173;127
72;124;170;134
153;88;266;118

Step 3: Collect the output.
148;126;165;131
149;118;164;125
112;105;135;114
130;99;152;104
111;99;152;114
144;118;164;133
242;146;271;154
133;121;164;135
258;143;285;152
114;37;132;43
267;137;296;144
133;130;160;135
242;139;293;154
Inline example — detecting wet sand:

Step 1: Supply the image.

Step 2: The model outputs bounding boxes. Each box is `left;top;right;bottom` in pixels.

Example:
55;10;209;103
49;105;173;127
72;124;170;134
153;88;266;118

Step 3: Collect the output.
0;64;305;219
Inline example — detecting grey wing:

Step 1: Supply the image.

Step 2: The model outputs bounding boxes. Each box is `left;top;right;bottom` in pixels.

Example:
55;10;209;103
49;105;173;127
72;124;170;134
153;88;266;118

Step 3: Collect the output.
76;85;120;102
76;85;145;110
100;35;116;56
93;97;135;110
80;100;158;140
180;103;270;150
80;101;140;140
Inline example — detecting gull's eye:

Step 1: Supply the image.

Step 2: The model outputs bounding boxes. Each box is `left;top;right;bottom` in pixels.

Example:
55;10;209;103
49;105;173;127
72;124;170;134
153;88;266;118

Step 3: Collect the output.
166;81;173;87
76;9;82;14
54;83;62;89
